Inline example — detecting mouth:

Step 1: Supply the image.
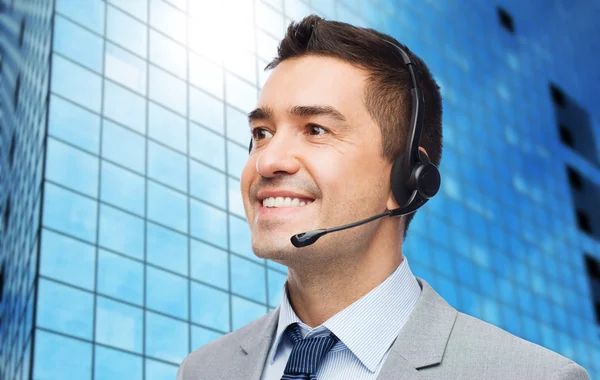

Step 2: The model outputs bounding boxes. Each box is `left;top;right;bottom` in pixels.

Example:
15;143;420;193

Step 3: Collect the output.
257;196;316;217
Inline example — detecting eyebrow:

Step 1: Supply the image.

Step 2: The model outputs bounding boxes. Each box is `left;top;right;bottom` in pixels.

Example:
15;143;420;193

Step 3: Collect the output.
247;105;348;125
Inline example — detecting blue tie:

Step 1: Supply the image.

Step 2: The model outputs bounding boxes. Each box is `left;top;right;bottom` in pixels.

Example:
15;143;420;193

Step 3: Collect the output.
281;323;339;380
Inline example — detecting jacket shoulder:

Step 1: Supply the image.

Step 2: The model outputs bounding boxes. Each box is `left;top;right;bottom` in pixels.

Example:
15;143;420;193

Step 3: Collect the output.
440;312;589;379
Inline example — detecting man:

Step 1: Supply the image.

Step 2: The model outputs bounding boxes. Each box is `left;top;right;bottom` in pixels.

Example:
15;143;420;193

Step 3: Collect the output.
177;15;590;380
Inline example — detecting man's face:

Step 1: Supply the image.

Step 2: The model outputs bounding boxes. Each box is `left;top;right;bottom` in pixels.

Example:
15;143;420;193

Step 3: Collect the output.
240;55;396;264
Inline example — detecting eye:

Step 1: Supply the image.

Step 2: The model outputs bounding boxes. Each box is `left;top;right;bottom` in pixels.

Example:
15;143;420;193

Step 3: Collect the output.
251;127;273;141
306;123;328;136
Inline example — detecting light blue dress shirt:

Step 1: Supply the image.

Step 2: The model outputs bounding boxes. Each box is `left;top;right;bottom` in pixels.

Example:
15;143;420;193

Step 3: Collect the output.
260;256;422;380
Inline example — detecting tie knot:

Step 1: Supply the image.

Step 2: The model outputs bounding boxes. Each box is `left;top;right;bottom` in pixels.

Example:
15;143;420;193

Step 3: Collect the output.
283;323;339;376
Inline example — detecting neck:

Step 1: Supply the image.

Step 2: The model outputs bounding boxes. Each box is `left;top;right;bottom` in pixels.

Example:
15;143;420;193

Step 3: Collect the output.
285;225;404;328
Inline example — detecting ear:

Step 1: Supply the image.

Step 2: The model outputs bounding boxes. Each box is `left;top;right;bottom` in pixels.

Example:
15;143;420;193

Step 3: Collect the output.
386;146;428;210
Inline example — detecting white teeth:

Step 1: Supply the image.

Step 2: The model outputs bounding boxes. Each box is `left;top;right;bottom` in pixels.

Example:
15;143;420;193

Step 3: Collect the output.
261;197;313;208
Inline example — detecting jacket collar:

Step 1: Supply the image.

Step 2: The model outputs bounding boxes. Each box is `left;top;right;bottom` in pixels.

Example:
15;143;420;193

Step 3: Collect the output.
236;277;457;379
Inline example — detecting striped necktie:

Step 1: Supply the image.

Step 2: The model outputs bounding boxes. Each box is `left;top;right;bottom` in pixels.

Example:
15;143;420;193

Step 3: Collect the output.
281;323;339;380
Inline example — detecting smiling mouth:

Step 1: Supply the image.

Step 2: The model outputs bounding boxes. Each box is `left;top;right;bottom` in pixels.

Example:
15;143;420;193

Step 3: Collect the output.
261;196;315;208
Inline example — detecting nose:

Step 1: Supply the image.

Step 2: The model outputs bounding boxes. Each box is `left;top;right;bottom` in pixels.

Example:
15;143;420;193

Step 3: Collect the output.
255;133;300;178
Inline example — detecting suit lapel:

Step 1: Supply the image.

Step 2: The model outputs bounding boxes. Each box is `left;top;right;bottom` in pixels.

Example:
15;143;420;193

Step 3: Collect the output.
232;306;281;380
376;277;458;380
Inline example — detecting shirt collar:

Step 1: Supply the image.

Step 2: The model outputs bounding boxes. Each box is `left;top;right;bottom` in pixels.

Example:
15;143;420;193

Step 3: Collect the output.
269;256;422;372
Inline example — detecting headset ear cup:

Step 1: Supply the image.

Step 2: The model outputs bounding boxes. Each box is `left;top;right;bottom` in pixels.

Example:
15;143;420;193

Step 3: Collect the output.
248;139;253;154
390;153;412;208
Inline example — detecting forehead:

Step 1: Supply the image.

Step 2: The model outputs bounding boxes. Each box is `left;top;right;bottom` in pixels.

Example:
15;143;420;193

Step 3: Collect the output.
258;56;368;118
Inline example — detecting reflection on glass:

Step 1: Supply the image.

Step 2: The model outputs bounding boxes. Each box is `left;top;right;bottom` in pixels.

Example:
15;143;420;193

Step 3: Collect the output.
98;249;143;305
40;228;95;290
56;0;104;34
224;48;256;85
37;278;94;339
51;54;102;112
231;255;266;303
146;266;188;319
150;29;186;79
232;296;266;330
96;296;144;353
145;311;188;363
101;160;145;216
191;325;223;350
268;269;287;306
190;239;229;290
147;180;188;233
53;15;103;73
190;159;227;209
43;182;98;243
34;329;92;380
49;95;101;154
149;102;187;153
95;345;143;380
106;5;147;58
190;199;227;249
189;124;225;170
102;119;146;173
149;0;186;44
225;72;258;113
103;80;147;133
189;87;224;133
189;52;224;99
105;42;147;95
228;176;245;217
229;214;254;260
191;281;230;332
148;140;187;192
145;359;179;380
98;204;145;260
227;141;247;178
149;65;187;115
46;137;99;197
147;221;188;275
226;105;250;146
108;0;148;22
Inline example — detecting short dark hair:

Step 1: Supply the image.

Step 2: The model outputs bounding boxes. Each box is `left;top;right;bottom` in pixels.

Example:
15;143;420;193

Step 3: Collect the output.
265;14;443;240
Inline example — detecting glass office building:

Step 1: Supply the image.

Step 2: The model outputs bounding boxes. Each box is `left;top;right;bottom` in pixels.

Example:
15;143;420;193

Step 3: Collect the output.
1;0;599;379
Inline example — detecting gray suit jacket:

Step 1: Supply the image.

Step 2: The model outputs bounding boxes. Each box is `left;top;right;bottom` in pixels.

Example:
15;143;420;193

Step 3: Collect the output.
177;277;590;379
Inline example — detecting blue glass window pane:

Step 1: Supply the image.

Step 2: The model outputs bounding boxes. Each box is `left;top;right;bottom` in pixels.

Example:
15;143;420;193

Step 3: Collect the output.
229;215;254;260
190;200;227;249
149;0;186;43
149;65;186;115
189;124;225;170
232;296;266;330
103;80;146;134
268;269;286;307
43;183;98;243
228;176;245;217
189;52;223;99
51;54;102;112
102;120;146;174
46;138;99;197
100;161;145;216
191;282;230;332
145;359;178;380
105;42;147;95
37;278;94;339
53;15;103;73
191;325;223;350
456;256;477;288
226;105;250;146
477;268;496;297
146;266;188;319
147;180;188;233
96;296;143;353
284;0;311;20
498;277;516;305
189;160;226;209
40;228;95;290
190;239;229;290
34;330;92;380
436;276;458;308
95;346;142;380
56;0;104;34
145;311;188;363
148;141;187;192
148;102;187;153
256;29;279;61
108;0;148;22
481;298;501;326
255;1;283;37
225;73;258;113
458;285;480;318
433;247;456;279
189;87;224;133
224;49;256;85
99;204;144;260
98;249;143;305
147;222;188;275
106;5;147;58
49;96;101;154
149;29;186;78
231;256;266;303
227;141;247;178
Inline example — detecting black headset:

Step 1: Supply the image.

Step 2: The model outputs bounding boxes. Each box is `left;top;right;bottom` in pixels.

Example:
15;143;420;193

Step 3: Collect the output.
248;40;440;244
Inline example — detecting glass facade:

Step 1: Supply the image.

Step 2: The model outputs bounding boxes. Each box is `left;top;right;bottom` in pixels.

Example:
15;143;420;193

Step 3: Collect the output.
0;0;598;379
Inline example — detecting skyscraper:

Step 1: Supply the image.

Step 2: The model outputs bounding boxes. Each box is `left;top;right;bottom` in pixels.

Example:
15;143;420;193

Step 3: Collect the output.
1;0;598;379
